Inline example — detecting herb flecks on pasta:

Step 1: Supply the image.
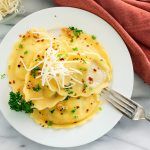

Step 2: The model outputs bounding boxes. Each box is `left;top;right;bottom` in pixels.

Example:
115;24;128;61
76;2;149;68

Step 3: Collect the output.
7;27;112;128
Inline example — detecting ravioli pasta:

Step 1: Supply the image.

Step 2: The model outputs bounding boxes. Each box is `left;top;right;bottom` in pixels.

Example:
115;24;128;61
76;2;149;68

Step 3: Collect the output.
8;27;112;128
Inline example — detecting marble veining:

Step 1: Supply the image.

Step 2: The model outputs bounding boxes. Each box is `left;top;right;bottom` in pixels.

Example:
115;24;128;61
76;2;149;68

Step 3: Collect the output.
0;0;150;149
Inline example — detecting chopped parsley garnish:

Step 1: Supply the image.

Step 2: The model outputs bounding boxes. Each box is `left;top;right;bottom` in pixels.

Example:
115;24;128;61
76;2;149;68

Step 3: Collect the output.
34;57;42;61
68;90;74;95
57;53;67;59
47;121;53;126
31;66;40;78
91;35;96;40
64;83;74;95
0;73;6;79
64;95;70;101
74;115;78;119
69;26;83;37
71;108;76;113
8;65;11;69
24;50;28;54
8;91;34;113
19;44;23;49
99;107;102;111
82;59;87;64
79;67;87;71
83;83;88;90
50;109;55;114
72;47;78;51
57;53;63;58
33;84;41;92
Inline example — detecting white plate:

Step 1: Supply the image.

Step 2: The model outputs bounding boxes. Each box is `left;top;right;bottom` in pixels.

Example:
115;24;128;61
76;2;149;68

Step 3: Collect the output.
0;7;133;147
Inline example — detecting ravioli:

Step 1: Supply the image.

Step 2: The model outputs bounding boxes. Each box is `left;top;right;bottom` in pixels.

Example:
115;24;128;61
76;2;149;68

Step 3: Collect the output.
7;29;51;93
8;27;112;128
31;94;100;128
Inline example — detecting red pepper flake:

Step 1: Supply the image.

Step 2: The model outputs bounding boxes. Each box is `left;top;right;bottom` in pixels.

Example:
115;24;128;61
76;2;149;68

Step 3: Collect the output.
37;40;40;42
82;89;86;93
88;77;93;82
22;35;25;38
93;68;97;72
42;56;44;59
60;58;64;61
86;45;89;47
12;80;15;84
84;37;87;40
86;109;89;112
27;85;31;89
9;81;11;84
20;56;24;58
41;39;44;42
90;102;93;105
17;64;21;68
37;55;40;57
76;106;80;109
33;35;38;39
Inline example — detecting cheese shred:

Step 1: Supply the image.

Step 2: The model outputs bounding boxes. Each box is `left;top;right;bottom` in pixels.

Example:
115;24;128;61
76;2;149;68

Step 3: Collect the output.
0;0;20;21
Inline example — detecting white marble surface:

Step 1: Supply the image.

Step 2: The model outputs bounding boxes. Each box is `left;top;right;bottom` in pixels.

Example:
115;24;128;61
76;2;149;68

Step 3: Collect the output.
0;0;150;150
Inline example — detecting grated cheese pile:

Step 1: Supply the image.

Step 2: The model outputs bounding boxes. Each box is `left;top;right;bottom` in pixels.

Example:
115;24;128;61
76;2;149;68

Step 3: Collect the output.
0;0;20;21
39;40;83;92
20;32;83;92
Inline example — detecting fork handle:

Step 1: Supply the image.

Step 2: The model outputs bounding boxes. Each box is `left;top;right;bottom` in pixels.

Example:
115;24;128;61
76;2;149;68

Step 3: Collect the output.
145;114;150;122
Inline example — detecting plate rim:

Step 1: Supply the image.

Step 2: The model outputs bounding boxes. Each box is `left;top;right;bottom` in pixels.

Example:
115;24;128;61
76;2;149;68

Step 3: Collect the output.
0;7;134;147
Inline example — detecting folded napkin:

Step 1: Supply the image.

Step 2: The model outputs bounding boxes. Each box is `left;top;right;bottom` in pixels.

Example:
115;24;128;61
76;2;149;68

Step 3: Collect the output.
54;0;150;84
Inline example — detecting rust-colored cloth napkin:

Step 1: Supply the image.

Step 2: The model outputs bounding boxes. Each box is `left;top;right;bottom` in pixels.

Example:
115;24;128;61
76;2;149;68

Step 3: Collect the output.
54;0;150;84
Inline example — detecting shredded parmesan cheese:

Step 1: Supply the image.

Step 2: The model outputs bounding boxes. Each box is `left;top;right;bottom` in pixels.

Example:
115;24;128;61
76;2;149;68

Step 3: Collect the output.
0;0;21;21
20;31;84;92
41;40;83;91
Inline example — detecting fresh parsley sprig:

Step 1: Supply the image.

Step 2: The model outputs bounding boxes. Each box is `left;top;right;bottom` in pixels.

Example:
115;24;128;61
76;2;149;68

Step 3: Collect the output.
69;26;83;37
31;66;40;78
8;91;34;113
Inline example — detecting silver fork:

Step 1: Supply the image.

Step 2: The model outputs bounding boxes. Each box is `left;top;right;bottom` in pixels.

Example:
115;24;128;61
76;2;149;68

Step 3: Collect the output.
101;88;150;122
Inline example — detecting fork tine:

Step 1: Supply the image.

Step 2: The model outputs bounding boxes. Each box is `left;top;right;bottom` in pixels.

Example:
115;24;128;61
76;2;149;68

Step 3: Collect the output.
102;94;133;119
103;88;137;109
101;90;135;113
102;91;135;114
